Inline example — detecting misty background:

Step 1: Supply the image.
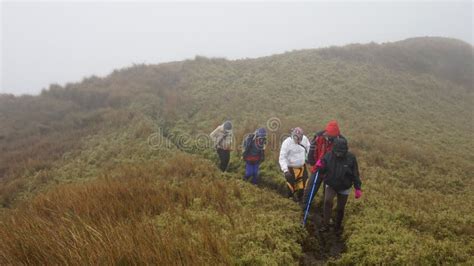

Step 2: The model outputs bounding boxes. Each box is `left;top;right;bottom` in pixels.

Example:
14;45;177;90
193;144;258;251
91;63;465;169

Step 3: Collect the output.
1;1;472;95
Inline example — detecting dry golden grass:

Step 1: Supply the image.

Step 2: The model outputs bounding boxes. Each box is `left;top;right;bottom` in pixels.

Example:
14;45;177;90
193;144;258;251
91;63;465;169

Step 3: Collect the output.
0;153;304;265
0;175;234;265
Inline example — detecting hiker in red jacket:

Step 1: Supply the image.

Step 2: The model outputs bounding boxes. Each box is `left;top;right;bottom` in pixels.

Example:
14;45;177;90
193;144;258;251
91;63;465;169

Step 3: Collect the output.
302;120;346;209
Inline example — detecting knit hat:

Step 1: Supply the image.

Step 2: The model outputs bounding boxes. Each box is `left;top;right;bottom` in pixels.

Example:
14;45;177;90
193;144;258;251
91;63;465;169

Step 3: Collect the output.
223;121;232;131
255;128;267;138
291;127;304;142
325;120;340;137
255;128;267;149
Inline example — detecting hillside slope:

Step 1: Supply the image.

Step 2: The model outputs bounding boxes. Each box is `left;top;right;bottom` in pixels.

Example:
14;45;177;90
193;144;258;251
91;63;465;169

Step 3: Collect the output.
1;37;473;264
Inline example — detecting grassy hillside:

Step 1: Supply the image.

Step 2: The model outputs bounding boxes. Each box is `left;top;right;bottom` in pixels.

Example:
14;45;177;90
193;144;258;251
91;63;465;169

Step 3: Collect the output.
1;37;473;264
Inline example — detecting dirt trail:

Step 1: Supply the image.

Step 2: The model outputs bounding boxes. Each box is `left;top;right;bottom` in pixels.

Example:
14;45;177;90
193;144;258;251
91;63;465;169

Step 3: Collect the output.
299;201;346;265
219;160;346;265
257;178;346;265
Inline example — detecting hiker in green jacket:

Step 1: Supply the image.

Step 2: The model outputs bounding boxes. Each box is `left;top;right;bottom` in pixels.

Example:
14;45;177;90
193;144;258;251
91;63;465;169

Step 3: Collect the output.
210;121;233;172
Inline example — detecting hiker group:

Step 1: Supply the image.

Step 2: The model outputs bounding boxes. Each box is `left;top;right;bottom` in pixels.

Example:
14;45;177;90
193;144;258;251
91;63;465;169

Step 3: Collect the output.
210;120;362;233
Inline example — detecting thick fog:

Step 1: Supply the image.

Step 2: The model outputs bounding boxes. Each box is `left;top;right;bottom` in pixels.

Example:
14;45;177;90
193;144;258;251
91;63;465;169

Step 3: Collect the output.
1;1;472;95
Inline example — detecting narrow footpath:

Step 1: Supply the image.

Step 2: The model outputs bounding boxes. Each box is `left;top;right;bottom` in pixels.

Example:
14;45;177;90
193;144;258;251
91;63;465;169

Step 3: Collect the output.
300;201;346;265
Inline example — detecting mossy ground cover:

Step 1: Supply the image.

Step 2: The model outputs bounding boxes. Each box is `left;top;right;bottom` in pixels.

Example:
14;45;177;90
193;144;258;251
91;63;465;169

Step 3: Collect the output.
1;37;473;264
0;118;305;265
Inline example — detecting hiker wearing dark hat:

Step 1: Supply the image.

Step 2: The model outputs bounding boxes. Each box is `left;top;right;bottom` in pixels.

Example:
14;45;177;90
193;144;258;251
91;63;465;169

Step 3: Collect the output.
279;127;310;202
303;120;346;209
242;128;267;185
210;121;233;172
317;138;362;234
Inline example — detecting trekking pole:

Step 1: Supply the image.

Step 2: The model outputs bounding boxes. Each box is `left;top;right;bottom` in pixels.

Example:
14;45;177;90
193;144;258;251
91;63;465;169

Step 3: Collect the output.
302;171;319;226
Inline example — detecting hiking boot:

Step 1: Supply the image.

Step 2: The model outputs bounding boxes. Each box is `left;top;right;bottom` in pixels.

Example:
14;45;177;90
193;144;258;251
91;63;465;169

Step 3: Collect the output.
291;193;300;203
328;219;335;228
288;195;294;201
318;225;329;233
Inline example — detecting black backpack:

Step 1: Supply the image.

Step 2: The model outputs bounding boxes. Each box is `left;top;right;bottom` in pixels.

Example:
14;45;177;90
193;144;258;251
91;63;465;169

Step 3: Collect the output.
242;133;255;157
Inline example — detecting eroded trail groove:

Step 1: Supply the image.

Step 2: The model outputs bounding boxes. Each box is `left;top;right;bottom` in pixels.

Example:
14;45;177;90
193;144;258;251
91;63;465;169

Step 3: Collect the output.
300;202;346;265
257;177;346;265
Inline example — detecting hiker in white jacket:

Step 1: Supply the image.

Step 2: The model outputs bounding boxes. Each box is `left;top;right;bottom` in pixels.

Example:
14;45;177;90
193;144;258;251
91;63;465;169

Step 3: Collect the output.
279;127;310;202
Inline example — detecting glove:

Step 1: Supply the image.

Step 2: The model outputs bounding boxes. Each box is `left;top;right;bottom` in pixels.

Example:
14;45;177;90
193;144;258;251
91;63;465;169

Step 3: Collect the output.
355;189;362;199
284;171;295;184
315;159;325;169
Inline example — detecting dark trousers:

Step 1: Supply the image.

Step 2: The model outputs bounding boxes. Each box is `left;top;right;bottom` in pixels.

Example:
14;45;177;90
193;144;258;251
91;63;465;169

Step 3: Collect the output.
302;171;324;209
216;148;230;172
323;186;348;230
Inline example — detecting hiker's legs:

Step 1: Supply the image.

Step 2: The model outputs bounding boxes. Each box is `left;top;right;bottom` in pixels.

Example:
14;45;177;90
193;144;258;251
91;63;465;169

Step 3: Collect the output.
295;188;304;203
244;162;252;181
286;168;296;198
323;186;337;226
302;171;324;208
335;193;349;230
217;148;230;172
251;163;260;185
294;167;306;203
322;180;326;202
221;150;230;171
244;162;259;184
302;166;309;187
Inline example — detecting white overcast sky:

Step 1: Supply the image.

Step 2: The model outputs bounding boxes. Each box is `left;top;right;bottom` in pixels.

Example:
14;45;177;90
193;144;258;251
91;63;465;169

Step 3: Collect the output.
1;1;473;95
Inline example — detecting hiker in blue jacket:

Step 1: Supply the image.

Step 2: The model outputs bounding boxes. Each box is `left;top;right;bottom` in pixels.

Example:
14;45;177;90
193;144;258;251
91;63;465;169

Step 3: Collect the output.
242;128;267;185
